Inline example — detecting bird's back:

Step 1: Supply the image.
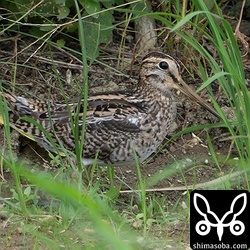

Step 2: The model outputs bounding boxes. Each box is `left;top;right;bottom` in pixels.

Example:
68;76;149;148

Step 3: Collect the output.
0;87;175;166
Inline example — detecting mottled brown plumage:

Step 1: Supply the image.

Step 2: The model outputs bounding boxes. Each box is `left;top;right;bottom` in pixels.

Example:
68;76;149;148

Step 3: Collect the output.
0;52;218;166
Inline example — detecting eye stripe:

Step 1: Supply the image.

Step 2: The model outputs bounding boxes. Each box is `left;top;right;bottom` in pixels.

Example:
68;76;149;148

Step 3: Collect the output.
169;72;179;83
142;52;180;73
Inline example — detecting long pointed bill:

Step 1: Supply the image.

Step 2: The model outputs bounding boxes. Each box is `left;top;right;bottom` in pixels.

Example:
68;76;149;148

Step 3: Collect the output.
177;78;220;119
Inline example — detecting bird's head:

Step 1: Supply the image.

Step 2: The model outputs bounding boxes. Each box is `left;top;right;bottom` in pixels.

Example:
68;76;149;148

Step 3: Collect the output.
139;52;219;118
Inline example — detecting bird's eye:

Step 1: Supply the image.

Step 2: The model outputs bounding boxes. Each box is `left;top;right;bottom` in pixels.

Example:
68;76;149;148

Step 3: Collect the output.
159;61;169;70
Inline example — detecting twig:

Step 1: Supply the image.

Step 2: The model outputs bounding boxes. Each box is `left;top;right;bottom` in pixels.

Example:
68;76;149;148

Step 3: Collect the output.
234;0;249;56
119;170;247;193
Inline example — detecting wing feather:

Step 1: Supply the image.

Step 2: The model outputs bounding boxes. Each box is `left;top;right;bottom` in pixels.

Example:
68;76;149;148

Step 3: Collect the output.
2;92;148;134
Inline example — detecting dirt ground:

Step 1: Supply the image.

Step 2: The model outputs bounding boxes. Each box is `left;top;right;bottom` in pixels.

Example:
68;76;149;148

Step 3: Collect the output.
1;2;250;249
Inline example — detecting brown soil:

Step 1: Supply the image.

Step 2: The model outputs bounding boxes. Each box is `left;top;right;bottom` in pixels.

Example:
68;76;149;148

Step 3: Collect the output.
1;2;250;249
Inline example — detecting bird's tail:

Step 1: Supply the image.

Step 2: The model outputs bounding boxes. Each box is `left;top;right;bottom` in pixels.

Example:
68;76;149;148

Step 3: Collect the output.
0;91;38;141
0;91;11;125
0;91;68;155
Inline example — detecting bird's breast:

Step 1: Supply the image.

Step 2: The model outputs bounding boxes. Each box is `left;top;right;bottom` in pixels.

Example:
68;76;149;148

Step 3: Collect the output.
132;97;176;162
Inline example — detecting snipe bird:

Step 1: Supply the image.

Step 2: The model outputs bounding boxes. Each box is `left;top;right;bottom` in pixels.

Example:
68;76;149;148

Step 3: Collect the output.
0;52;218;166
